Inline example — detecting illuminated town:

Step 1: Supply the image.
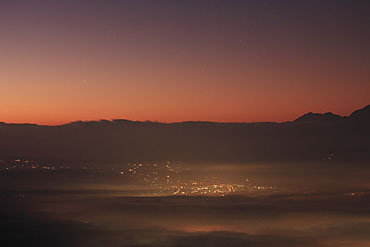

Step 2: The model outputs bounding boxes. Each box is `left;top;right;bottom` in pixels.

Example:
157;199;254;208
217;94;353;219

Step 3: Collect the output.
0;159;284;196
117;162;281;196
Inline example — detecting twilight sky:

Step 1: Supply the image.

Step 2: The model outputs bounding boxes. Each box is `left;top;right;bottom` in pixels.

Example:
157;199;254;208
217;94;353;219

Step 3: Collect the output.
1;0;369;125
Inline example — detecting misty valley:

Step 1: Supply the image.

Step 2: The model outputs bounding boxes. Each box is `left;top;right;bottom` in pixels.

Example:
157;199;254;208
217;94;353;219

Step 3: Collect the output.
1;158;370;247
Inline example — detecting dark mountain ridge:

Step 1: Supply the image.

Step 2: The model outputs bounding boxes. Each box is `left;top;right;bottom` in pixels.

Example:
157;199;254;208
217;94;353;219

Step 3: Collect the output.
293;112;345;123
349;104;370;122
0;105;369;163
293;104;370;124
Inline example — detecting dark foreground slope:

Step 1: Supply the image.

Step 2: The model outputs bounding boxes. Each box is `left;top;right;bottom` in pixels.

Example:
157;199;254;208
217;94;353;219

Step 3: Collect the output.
0;105;369;163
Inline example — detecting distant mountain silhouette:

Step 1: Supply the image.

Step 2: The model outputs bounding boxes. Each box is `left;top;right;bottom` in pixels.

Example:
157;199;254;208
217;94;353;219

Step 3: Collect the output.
349;104;370;122
294;105;370;124
294;112;345;123
0;105;369;163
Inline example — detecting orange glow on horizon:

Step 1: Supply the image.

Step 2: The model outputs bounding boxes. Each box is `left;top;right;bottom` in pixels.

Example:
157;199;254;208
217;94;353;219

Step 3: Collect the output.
1;1;369;125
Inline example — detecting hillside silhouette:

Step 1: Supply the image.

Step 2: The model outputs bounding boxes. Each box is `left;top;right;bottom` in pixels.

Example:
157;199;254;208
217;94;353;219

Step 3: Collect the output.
0;105;369;163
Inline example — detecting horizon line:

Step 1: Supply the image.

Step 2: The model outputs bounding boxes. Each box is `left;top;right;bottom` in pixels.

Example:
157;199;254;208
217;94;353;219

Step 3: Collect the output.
1;103;368;127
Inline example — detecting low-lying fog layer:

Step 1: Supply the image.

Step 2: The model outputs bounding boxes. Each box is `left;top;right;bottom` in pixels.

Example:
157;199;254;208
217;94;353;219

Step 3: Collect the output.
1;161;370;246
1;192;370;247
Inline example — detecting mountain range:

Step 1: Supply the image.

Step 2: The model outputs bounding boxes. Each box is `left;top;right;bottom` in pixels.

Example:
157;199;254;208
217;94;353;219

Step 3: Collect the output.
0;105;369;163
